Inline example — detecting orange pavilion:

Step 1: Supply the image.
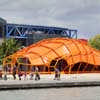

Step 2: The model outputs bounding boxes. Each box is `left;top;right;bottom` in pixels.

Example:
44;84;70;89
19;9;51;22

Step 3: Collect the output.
3;38;100;74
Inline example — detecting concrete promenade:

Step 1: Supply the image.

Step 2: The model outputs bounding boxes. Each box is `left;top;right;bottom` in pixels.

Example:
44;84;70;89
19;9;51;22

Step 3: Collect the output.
0;73;100;90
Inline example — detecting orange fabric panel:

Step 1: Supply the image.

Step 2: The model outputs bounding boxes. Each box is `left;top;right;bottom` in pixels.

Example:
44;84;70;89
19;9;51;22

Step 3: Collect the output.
55;45;70;57
43;42;62;49
81;55;88;63
24;54;45;65
45;51;58;60
94;56;100;65
84;45;92;54
27;46;50;55
88;54;95;65
23;53;40;60
30;57;44;65
74;41;87;55
65;43;80;56
73;55;81;64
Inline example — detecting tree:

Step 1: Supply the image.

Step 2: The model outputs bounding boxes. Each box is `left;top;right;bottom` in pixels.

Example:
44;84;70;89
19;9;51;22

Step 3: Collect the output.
0;38;22;64
88;34;100;50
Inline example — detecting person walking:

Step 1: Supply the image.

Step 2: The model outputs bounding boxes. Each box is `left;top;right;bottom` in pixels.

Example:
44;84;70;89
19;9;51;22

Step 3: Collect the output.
0;70;2;79
35;67;40;80
54;68;60;80
4;72;7;80
18;71;22;80
30;72;34;80
23;72;27;80
12;65;17;80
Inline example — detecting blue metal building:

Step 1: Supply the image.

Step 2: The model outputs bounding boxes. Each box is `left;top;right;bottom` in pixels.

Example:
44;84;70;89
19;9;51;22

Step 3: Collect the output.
6;23;77;39
0;18;78;45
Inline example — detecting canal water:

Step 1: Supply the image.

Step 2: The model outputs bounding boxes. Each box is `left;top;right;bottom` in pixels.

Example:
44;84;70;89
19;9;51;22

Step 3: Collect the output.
0;87;100;100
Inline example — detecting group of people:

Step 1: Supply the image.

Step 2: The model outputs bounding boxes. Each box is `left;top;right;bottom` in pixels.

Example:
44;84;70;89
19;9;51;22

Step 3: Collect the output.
12;67;40;81
2;66;61;81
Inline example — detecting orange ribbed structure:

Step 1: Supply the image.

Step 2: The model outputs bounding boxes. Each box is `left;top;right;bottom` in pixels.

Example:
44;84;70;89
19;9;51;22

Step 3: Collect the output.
3;38;100;74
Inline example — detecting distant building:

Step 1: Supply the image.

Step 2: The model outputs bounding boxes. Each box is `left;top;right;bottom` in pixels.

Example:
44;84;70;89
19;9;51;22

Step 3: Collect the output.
0;17;6;38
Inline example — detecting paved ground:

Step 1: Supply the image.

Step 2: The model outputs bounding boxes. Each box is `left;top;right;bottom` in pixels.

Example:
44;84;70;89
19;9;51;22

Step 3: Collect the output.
0;73;100;85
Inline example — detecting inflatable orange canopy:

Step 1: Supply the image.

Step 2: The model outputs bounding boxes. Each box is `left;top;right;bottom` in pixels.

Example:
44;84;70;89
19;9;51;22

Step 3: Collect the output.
3;38;100;73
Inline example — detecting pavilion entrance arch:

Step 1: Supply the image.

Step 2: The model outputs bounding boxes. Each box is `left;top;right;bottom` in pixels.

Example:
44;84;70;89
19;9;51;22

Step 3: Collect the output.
50;58;68;73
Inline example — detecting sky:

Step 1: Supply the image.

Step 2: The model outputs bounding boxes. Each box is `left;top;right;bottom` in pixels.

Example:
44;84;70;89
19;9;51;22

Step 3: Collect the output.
0;0;100;39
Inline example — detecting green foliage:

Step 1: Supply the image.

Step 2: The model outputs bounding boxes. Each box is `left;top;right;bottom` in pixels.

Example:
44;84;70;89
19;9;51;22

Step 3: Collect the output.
0;38;21;64
88;34;100;50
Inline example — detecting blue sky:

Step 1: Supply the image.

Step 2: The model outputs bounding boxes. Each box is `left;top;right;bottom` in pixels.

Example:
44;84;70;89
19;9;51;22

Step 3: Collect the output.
0;0;100;39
